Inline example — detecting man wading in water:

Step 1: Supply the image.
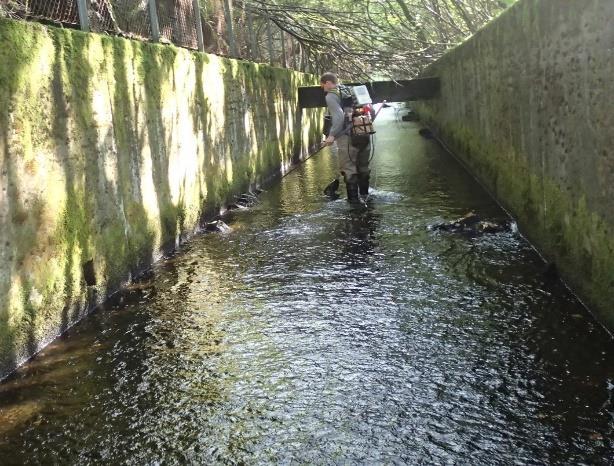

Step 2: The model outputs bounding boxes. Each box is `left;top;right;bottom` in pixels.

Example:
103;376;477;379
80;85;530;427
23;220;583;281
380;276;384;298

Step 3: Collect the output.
320;72;372;202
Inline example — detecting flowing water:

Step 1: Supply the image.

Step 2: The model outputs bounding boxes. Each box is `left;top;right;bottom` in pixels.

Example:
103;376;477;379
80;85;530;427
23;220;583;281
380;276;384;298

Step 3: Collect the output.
0;109;613;465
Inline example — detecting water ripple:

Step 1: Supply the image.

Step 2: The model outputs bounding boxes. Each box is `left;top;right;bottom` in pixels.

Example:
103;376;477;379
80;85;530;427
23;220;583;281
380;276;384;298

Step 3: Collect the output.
0;114;613;464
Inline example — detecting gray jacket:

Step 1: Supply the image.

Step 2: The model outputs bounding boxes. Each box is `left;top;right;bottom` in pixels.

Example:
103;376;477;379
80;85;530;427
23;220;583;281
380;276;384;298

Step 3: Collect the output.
325;89;351;138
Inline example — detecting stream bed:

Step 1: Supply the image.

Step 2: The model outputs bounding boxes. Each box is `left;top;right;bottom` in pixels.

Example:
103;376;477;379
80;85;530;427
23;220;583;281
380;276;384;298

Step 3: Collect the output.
0;109;612;464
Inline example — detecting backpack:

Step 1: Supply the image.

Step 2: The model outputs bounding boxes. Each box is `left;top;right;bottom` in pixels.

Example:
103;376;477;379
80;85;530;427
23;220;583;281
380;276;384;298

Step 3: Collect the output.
323;85;374;137
335;84;355;108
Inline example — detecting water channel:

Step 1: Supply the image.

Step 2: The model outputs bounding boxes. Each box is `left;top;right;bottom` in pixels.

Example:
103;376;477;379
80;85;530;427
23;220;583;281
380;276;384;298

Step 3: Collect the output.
0;109;613;464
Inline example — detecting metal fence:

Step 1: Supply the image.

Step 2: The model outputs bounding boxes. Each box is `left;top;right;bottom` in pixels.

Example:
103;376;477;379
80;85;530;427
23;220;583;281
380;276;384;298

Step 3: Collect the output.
0;0;323;73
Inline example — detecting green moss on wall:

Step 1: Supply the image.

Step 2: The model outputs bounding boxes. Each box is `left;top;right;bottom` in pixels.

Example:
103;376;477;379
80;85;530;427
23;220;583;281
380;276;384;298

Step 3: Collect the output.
0;16;322;377
415;0;614;328
416;105;614;329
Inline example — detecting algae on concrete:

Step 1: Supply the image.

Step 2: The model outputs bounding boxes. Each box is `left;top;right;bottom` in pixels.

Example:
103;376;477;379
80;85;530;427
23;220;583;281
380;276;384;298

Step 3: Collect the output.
415;0;614;329
0;17;323;377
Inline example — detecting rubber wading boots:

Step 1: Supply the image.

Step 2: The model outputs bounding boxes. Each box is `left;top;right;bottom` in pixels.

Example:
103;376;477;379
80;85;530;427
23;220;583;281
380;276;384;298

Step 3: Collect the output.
358;173;370;196
345;174;359;202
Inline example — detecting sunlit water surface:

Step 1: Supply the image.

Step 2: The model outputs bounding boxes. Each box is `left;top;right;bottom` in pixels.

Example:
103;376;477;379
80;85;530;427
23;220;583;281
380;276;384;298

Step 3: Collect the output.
0;110;613;465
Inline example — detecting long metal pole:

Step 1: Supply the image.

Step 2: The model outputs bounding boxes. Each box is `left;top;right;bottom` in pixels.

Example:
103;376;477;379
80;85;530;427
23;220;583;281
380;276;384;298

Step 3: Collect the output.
192;0;205;52
76;0;90;31
148;0;161;42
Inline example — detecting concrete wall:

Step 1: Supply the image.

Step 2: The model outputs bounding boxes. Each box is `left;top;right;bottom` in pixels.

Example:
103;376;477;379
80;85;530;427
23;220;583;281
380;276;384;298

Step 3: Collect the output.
0;18;322;377
415;0;614;327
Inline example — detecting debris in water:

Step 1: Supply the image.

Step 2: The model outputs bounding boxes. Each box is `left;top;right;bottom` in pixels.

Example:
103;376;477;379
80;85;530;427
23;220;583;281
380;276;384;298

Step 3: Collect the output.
235;192;259;207
227;203;248;210
204;220;232;233
323;178;340;198
431;212;480;231
430;212;510;234
228;190;262;210
401;110;419;122
419;128;434;139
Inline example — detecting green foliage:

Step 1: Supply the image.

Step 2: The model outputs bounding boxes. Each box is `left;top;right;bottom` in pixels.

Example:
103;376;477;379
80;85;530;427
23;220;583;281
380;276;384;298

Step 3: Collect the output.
243;0;518;78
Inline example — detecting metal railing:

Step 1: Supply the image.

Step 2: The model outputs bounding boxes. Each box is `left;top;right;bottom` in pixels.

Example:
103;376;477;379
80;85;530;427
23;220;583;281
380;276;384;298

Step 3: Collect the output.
0;0;326;73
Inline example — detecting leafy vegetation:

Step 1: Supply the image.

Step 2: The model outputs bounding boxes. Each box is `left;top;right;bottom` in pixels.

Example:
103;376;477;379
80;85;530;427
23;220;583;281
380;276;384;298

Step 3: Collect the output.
203;0;517;78
0;0;516;79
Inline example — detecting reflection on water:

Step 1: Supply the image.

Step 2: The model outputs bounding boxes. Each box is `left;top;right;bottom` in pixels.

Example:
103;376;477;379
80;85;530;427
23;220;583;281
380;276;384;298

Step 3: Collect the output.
0;110;613;464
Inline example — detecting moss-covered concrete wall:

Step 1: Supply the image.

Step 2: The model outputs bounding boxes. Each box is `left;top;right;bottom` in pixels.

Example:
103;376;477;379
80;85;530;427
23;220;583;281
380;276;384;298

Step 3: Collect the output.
415;0;614;328
0;18;322;377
